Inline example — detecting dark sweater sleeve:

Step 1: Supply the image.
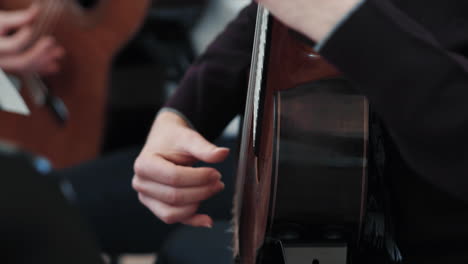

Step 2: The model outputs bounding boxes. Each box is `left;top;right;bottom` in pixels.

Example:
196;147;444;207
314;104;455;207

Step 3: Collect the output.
165;3;258;140
319;0;468;202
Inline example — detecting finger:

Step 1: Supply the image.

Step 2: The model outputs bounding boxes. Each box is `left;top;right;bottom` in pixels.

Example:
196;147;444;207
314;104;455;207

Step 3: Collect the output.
36;46;65;75
48;45;65;59
1;36;56;73
179;130;230;164
0;26;33;55
134;154;222;187
0;36;55;73
0;4;39;35
20;37;57;71
132;176;225;206
26;36;57;60
181;214;214;228
138;193;201;225
37;61;60;75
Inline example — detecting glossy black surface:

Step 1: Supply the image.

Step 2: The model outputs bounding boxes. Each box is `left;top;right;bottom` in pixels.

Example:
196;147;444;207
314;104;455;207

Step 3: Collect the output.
272;78;368;242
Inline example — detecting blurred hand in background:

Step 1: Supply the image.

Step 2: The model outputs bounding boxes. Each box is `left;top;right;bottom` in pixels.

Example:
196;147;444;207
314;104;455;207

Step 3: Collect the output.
0;4;64;75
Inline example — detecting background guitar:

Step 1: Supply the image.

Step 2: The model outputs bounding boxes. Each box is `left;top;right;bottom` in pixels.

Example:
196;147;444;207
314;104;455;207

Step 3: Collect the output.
0;0;149;168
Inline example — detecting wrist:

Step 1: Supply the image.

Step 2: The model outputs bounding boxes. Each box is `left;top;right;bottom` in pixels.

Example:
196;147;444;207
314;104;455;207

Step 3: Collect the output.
302;0;362;42
155;110;190;128
145;110;192;147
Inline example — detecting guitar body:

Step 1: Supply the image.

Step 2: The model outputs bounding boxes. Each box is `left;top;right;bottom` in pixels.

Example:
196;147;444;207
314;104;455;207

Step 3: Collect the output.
234;8;368;264
0;0;149;168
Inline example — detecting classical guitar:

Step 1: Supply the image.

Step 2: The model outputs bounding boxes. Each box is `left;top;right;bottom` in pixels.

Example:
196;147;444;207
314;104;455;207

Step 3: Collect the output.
0;0;149;168
233;5;369;264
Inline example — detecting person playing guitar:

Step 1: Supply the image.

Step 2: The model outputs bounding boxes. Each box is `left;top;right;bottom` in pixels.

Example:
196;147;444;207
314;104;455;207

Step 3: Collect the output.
132;0;468;263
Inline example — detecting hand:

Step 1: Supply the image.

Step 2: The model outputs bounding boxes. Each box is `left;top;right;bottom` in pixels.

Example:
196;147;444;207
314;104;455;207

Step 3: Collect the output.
255;0;360;42
0;4;65;75
133;111;229;228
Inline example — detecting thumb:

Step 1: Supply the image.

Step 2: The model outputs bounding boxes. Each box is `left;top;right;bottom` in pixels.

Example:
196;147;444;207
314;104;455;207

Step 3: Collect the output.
182;131;230;164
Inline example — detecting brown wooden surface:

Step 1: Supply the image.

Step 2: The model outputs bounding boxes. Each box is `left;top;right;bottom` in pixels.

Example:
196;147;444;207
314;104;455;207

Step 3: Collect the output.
270;25;341;91
0;0;149;168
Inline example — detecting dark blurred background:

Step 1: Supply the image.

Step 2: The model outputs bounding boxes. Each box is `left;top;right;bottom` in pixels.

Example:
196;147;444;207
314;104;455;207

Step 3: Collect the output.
102;0;249;153
0;2;250;263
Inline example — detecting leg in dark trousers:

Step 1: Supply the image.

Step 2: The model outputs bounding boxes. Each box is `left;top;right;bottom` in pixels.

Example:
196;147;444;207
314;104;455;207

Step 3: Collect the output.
52;146;179;254
51;136;237;256
0;147;103;264
157;221;233;264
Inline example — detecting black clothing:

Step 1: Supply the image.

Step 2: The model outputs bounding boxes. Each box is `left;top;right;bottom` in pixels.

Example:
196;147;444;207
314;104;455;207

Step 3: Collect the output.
156;221;233;264
0;148;103;264
53;138;237;255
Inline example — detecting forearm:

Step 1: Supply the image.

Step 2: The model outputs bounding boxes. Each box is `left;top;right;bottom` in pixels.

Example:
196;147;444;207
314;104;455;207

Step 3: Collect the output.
258;0;363;45
317;0;468;202
165;3;258;141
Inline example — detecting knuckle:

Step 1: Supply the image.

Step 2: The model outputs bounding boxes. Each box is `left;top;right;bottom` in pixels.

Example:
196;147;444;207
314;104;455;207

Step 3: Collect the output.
131;176;141;192
165;164;180;186
169;172;182;186
133;156;145;176
166;189;182;205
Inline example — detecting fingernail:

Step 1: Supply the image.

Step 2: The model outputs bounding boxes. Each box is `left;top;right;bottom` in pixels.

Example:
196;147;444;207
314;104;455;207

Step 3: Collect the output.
204;222;213;228
212;147;227;154
216;147;230;152
212;171;222;179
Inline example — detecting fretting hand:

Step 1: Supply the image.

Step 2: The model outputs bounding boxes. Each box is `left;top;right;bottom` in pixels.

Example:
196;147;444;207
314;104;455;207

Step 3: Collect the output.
0;4;64;75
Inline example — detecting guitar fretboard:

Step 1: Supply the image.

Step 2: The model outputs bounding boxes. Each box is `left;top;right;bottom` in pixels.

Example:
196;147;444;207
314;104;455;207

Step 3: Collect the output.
252;7;270;149
231;4;270;258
